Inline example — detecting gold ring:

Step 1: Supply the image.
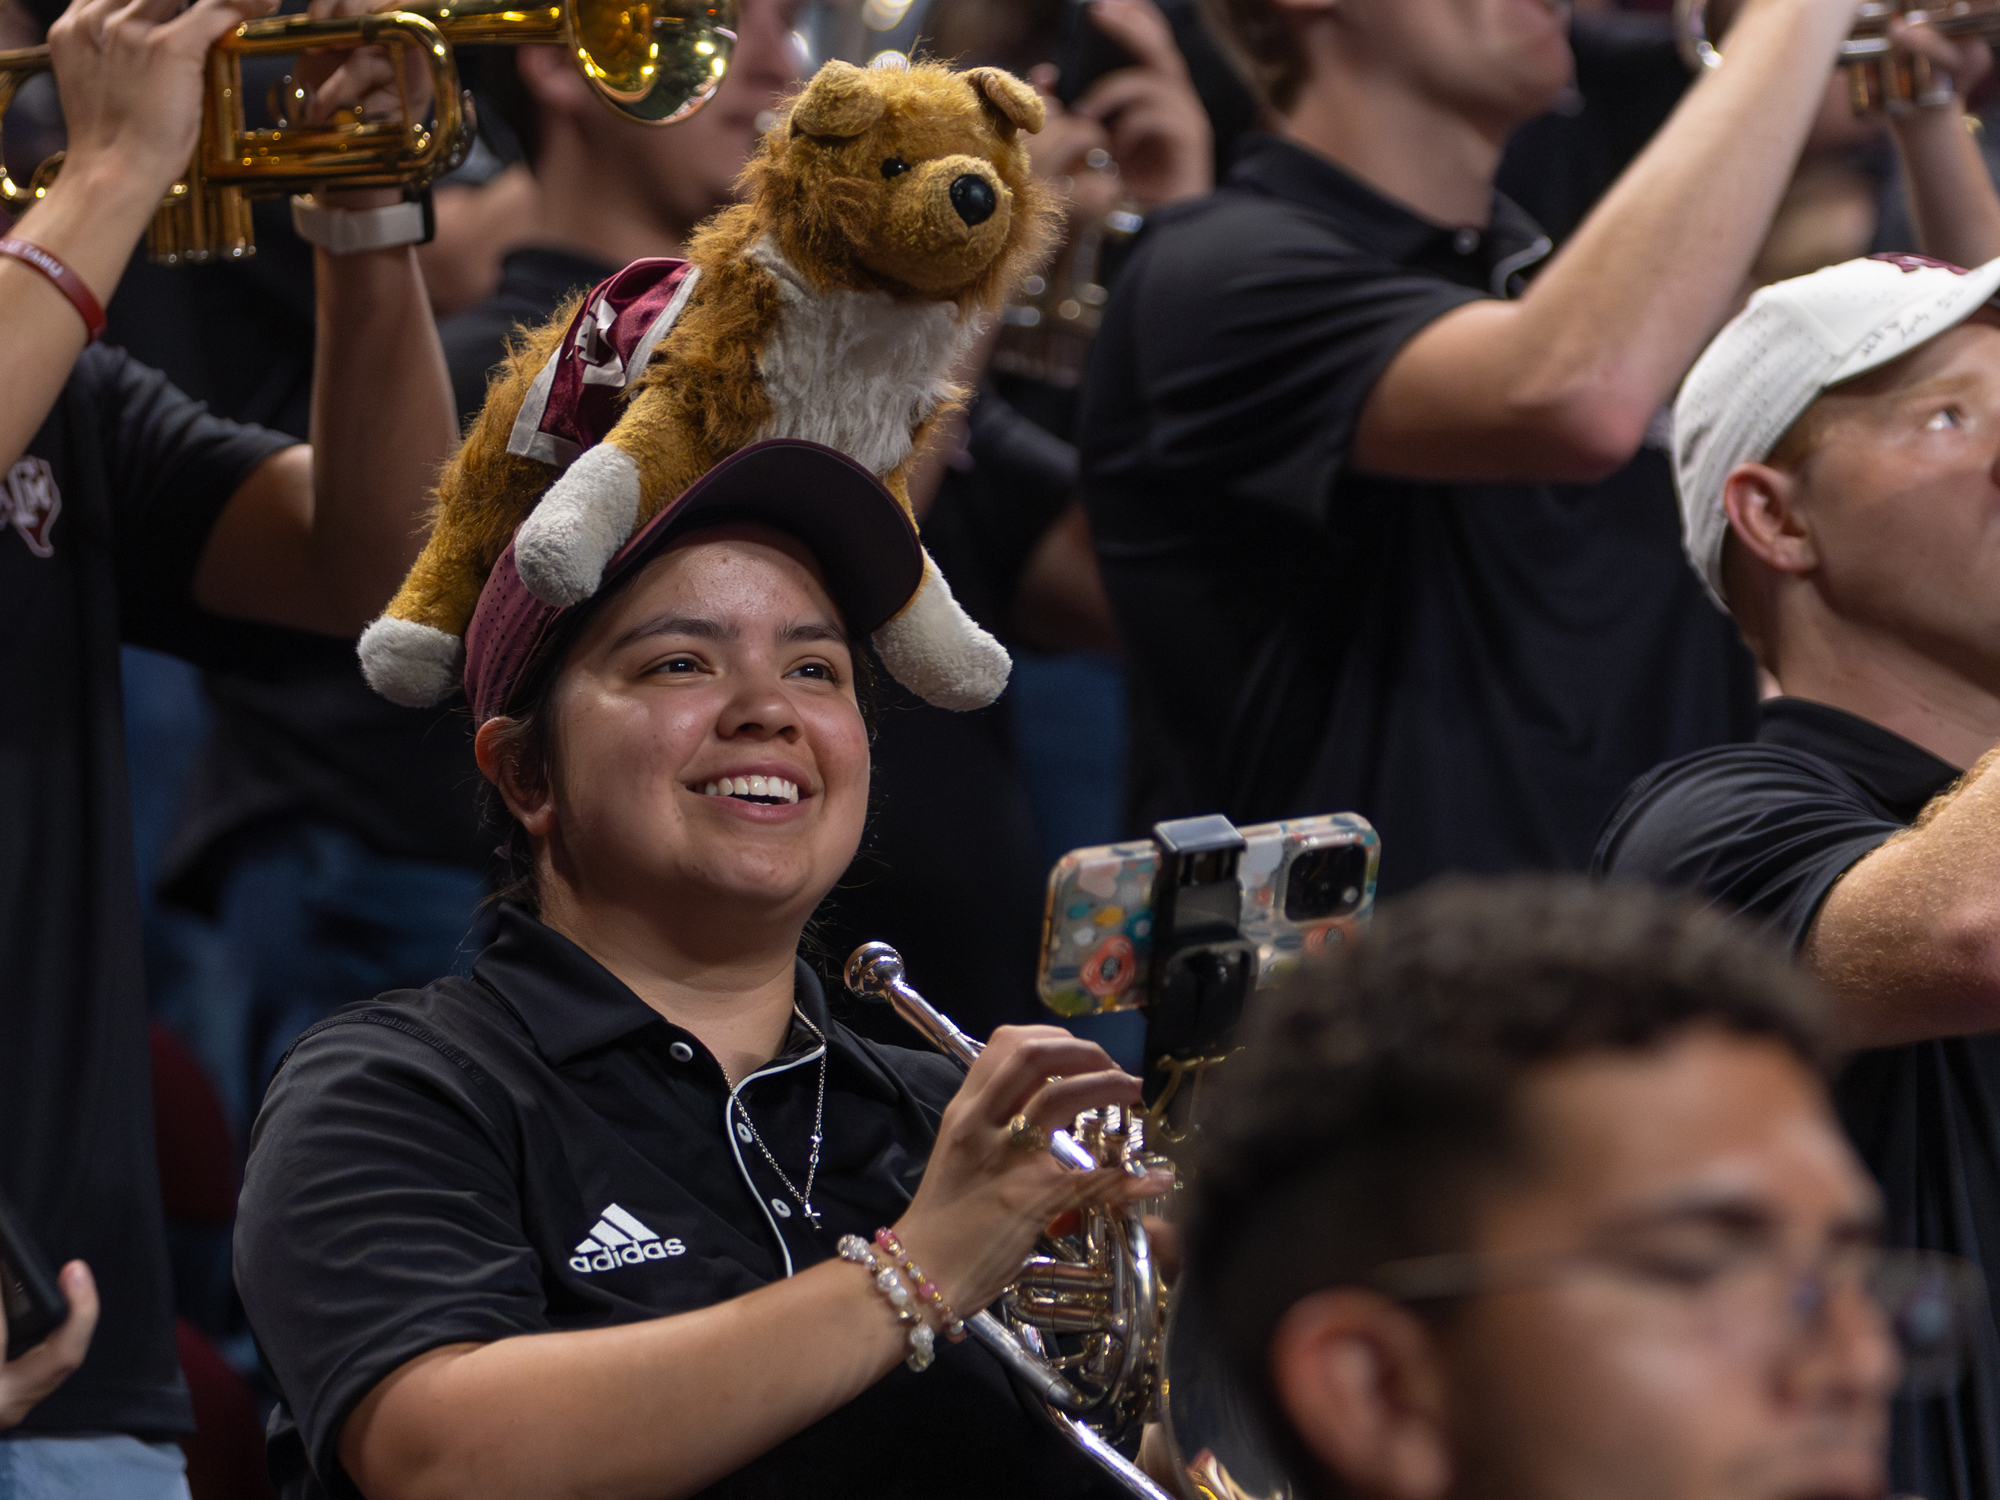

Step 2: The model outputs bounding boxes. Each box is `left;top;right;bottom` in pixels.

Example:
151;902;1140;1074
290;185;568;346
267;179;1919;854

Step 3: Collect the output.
1007;1112;1048;1151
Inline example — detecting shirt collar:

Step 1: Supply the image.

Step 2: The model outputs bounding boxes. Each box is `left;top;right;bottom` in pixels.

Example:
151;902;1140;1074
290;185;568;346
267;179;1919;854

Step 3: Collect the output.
1756;698;1960;822
472;903;836;1067
1225;132;1550;294
498;246;621;307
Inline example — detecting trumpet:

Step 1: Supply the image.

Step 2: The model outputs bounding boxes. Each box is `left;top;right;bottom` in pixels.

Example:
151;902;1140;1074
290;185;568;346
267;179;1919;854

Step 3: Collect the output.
844;942;1179;1500
1676;0;2000;112
0;0;735;264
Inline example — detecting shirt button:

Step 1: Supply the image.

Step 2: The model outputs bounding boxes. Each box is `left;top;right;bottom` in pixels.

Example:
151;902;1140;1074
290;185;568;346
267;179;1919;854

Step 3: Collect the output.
1453;228;1479;255
668;1041;694;1063
736;1121;755;1143
772;1199;793;1218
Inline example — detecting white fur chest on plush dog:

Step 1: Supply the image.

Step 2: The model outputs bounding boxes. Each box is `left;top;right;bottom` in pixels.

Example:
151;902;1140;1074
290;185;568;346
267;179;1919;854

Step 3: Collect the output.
744;235;979;475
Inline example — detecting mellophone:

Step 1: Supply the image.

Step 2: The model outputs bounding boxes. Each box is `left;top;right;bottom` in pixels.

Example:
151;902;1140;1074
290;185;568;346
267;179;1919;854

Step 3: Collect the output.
0;0;736;263
847;812;1382;1500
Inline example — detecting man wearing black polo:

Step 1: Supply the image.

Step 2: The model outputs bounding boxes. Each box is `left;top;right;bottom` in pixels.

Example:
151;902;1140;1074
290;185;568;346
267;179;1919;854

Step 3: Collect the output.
1594;252;2000;1500
1078;0;1996;893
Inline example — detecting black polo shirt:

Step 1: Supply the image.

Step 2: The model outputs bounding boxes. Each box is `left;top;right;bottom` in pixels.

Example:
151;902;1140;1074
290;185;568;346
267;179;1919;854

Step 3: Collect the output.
1079;133;1758;895
1594;697;2000;1500
2;343;293;1440
234;904;1127;1500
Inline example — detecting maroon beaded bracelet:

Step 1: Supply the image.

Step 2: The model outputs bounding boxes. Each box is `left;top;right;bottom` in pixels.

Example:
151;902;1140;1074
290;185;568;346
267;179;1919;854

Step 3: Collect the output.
875;1227;967;1342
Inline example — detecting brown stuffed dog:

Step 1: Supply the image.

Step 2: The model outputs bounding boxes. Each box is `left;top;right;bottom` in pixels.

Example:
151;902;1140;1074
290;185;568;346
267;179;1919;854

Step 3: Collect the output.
359;57;1056;711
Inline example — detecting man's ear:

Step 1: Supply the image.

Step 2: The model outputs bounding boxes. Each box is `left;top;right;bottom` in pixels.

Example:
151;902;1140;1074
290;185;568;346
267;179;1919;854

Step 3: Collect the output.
1270;1289;1453;1500
1722;462;1819;577
788;60;887;139
474;717;555;839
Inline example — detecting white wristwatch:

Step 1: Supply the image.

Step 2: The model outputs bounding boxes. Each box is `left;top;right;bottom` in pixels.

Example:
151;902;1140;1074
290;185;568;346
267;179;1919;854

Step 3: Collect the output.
290;194;433;255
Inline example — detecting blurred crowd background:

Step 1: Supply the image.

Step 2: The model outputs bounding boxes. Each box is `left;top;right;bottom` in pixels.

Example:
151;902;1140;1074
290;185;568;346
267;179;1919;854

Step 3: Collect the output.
9;0;2000;1490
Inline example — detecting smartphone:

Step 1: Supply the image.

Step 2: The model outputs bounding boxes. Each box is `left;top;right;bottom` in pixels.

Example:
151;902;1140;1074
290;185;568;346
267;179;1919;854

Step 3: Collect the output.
1036;812;1380;1019
1053;0;1139;108
0;1185;66;1361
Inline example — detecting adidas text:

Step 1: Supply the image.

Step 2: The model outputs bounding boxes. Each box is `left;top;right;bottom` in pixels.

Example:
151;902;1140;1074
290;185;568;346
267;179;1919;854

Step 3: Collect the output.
570;1202;686;1274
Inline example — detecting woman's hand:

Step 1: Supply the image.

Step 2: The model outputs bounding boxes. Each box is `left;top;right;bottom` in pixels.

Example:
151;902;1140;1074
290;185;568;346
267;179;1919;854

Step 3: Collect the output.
46;0;277;201
891;1026;1172;1320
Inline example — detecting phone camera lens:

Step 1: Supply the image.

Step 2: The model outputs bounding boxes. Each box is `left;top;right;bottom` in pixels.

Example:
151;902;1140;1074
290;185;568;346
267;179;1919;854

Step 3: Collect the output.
1284;846;1368;922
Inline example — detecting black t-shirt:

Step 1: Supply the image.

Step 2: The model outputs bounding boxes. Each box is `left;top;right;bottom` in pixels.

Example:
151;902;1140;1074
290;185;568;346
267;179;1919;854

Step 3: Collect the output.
1594;697;2000;1500
234;905;1127;1500
1;342;294;1437
108;194;496;898
1079;134;1758;895
440;245;617;427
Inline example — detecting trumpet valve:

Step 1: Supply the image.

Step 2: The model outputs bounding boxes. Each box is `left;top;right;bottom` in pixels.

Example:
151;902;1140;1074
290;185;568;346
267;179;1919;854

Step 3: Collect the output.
1005;1256;1116;1333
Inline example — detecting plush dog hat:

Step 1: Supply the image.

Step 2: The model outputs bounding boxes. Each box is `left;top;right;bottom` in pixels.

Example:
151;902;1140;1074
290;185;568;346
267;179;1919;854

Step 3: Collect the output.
358;58;1056;714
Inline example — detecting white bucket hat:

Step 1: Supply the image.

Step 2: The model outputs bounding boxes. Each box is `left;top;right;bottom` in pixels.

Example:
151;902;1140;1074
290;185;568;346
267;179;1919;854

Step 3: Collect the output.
1674;252;2000;607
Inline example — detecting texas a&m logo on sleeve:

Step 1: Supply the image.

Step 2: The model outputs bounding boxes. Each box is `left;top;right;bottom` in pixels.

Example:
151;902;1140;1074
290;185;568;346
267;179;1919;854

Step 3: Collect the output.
2;457;60;558
571;1202;686;1273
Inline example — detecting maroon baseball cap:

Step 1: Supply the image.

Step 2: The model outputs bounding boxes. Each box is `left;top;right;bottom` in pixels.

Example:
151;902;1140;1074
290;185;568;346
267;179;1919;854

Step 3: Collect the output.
464;439;924;722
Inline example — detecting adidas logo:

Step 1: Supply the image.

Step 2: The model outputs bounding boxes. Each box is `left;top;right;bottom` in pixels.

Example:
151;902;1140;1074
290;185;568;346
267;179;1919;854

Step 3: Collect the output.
569;1203;686;1274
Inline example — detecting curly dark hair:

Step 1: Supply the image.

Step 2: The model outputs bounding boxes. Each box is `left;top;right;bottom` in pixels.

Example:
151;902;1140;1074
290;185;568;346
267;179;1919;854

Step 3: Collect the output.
1180;874;1833;1497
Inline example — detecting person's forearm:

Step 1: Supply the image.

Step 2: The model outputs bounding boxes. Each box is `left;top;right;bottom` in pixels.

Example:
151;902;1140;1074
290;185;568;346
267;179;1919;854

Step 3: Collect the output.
1355;0;1859;480
1889;107;2000;268
1508;0;1856;439
1804;743;2000;1047
343;1259;907;1500
307;234;457;629
0;160;159;470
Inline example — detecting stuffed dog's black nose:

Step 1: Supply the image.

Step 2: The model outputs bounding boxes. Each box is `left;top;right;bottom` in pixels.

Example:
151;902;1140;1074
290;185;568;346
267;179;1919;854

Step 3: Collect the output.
950;174;997;227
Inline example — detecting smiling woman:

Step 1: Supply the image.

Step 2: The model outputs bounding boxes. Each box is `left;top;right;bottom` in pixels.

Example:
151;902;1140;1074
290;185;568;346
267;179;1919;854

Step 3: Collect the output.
231;440;1167;1500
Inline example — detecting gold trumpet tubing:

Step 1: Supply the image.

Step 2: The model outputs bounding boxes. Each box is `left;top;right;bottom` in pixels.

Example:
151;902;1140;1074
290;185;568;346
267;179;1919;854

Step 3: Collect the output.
410;0;736;123
199;11;466;192
0;49;54;214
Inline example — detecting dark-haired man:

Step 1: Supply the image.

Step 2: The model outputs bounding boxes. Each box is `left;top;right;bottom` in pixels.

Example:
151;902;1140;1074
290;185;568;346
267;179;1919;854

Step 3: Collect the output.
439;0;802;422
1079;0;1999;893
1185;876;1930;1500
1595;251;2000;1499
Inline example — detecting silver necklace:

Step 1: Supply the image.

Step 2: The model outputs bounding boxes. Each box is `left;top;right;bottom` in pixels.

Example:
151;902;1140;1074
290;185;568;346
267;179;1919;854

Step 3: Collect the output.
732;1010;827;1228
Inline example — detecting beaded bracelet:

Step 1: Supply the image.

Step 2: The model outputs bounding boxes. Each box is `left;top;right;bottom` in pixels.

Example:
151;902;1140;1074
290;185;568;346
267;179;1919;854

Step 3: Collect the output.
874;1227;966;1342
837;1233;935;1372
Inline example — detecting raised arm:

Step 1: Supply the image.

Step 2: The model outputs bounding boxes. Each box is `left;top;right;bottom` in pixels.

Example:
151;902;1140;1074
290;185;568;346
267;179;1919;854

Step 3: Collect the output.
1351;0;1860;483
0;0;273;472
1881;21;2000;269
337;1027;1168;1500
190;0;457;635
1802;745;2000;1048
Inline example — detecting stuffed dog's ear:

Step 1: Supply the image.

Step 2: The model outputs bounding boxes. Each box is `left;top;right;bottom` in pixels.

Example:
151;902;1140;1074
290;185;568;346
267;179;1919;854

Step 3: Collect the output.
789;60;887;139
965;67;1044;138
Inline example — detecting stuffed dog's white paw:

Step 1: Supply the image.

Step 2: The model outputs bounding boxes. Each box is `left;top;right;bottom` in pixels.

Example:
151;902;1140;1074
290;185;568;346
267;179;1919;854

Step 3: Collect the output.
515;444;642;606
358;616;464;708
872;561;1011;711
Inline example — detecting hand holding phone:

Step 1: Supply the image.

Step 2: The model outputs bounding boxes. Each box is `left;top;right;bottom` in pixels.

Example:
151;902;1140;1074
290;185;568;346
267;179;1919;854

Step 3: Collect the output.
0;1186;96;1430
